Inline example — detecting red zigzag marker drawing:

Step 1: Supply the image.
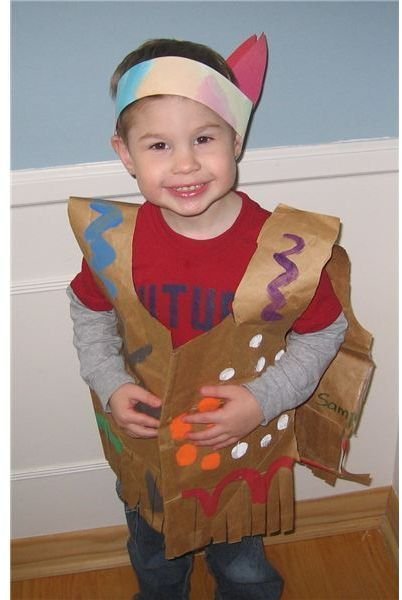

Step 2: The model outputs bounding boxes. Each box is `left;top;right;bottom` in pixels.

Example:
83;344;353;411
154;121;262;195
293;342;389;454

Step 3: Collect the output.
181;456;295;517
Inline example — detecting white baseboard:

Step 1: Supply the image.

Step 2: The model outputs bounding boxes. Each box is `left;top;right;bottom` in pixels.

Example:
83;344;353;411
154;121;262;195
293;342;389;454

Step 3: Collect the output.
11;486;397;581
11;460;109;481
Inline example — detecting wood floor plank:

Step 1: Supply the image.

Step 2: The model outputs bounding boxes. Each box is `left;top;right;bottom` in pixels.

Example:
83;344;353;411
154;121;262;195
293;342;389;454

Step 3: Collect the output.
267;530;398;600
11;566;137;600
11;529;397;600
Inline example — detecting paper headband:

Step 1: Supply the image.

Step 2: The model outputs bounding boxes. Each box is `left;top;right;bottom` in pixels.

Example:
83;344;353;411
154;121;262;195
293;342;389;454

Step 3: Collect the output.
115;34;268;140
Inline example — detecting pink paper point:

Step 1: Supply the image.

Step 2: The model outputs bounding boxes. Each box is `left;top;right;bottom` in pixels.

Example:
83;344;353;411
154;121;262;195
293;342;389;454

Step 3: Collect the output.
226;35;258;67
227;33;268;105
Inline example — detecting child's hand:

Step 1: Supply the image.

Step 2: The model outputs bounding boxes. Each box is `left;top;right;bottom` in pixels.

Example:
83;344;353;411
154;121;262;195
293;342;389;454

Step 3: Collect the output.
183;385;264;449
108;383;162;439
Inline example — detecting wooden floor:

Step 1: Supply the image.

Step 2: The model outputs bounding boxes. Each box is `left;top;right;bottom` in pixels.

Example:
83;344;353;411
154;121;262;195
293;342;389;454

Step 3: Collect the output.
12;528;397;600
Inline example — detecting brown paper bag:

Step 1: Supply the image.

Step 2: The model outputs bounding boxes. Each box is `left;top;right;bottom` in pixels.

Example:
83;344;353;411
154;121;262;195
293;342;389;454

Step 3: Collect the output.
295;246;374;486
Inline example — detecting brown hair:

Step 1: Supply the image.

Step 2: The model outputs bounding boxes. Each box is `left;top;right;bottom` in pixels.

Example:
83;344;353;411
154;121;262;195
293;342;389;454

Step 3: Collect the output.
111;38;236;138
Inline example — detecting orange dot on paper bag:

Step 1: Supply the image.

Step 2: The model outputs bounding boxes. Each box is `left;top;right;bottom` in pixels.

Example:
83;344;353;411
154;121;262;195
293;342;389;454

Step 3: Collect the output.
176;443;197;466
201;452;221;471
198;397;221;412
170;414;192;440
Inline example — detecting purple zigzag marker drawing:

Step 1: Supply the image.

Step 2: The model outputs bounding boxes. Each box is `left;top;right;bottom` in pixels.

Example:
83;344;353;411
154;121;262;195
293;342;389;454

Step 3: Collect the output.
261;233;305;321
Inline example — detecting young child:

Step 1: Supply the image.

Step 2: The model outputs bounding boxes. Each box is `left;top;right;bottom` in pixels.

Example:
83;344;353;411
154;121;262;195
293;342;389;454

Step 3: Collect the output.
68;35;347;600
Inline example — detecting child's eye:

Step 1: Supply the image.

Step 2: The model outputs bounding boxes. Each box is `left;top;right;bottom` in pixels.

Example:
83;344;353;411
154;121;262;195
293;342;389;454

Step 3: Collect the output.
195;136;212;145
150;142;168;150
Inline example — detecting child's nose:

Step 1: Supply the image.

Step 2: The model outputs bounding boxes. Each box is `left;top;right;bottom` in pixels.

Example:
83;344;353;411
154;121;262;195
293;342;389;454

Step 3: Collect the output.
172;147;201;174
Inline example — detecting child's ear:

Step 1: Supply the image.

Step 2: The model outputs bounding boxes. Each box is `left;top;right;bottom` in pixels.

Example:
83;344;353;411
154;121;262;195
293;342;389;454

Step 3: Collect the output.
234;134;242;160
111;134;136;176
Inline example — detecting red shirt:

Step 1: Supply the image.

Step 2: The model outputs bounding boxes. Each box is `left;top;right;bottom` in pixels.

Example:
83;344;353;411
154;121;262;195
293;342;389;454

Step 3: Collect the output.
71;192;341;347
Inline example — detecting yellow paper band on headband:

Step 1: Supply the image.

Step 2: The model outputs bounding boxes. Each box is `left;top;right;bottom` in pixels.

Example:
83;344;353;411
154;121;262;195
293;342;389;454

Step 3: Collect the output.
115;56;253;140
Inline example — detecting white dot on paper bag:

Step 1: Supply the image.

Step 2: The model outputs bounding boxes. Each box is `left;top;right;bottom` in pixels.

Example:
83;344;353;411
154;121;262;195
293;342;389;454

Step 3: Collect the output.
260;434;272;448
231;442;248;459
219;367;235;381
275;349;285;362
277;414;289;430
255;357;266;373
249;334;263;348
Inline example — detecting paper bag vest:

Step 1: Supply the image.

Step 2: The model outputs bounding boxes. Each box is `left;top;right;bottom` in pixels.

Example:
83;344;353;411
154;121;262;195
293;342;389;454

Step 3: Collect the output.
68;198;374;558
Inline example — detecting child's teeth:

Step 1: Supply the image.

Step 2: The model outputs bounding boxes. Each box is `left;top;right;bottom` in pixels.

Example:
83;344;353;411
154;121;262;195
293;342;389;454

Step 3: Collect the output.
177;185;201;191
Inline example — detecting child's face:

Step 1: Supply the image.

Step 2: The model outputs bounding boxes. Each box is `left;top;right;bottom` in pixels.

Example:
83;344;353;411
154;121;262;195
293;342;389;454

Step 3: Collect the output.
112;95;242;226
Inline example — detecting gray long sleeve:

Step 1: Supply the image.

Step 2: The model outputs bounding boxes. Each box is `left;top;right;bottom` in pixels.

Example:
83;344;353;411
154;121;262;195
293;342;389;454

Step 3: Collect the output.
67;286;347;420
67;286;137;410
244;311;347;423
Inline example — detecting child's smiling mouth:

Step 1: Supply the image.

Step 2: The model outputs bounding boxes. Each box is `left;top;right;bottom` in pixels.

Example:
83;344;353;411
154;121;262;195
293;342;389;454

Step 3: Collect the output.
168;183;208;198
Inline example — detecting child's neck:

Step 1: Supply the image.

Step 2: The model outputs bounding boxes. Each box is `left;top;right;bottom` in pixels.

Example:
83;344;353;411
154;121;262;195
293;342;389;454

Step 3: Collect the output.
160;191;242;240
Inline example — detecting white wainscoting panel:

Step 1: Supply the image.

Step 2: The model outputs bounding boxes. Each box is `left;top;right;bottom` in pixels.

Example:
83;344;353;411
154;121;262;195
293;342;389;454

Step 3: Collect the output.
11;138;398;538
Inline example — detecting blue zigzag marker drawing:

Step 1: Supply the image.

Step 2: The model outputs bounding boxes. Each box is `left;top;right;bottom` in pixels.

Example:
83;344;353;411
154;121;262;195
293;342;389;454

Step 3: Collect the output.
84;200;123;298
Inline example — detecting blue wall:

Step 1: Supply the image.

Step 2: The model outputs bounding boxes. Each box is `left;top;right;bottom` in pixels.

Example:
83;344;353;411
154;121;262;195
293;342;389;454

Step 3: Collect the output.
11;1;398;170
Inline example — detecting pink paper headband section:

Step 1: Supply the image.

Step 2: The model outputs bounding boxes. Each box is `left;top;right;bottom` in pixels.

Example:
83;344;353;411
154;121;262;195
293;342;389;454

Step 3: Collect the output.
115;56;253;139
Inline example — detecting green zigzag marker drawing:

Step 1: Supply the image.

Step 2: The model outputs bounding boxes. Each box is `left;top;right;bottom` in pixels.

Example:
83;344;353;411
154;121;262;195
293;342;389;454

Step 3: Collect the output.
96;413;124;454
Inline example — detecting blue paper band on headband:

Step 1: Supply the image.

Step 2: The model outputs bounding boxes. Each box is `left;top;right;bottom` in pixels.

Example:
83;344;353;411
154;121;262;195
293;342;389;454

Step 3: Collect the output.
115;61;153;121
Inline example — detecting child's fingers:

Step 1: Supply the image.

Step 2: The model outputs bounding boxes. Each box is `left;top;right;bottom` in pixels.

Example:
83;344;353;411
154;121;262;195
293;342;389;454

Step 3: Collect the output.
189;431;238;448
135;400;161;419
186;424;222;443
137;389;162;407
120;409;160;436
184;410;221;425
115;408;159;430
129;411;160;429
211;437;239;450
132;390;162;419
199;385;226;399
124;423;159;438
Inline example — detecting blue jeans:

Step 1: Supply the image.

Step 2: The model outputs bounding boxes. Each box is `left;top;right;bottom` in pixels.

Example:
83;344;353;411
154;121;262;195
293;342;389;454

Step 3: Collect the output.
124;504;284;599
